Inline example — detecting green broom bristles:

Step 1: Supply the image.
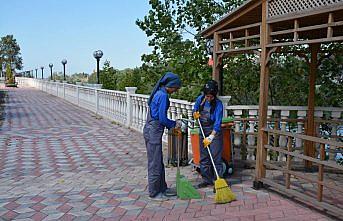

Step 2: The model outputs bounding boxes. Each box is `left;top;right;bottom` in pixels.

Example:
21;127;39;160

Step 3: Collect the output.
214;178;236;204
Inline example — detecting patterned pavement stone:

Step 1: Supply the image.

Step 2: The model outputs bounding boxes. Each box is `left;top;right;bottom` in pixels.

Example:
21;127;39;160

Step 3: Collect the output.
0;86;340;221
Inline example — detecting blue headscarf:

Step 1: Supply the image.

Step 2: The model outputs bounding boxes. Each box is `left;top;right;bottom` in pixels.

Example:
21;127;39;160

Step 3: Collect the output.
147;72;181;105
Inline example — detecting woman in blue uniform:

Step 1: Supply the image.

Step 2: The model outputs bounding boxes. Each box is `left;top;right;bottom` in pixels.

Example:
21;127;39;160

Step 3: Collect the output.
193;80;224;188
143;72;182;200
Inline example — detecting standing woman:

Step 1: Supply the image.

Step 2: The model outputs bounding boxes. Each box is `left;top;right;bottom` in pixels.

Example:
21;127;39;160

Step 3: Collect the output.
193;80;224;188
143;72;182;200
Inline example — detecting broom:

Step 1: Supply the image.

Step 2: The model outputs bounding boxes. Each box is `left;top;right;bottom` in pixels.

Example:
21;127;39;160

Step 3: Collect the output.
197;119;236;204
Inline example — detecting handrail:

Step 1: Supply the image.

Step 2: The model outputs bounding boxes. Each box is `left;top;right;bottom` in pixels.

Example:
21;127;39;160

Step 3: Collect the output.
262;128;343;148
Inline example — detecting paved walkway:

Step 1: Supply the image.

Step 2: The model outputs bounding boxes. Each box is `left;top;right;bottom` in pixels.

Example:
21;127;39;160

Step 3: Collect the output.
0;86;336;221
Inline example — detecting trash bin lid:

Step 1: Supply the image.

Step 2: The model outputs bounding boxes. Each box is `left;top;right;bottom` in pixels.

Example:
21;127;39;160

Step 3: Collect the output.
190;128;199;135
222;116;234;123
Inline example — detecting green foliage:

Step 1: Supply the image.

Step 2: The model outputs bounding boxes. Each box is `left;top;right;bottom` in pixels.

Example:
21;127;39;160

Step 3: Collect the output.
136;0;245;101
68;72;89;84
316;43;343;107
69;0;342;108
269;54;309;106
133;0;342;107
52;72;64;82
88;61;145;92
0;35;23;71
223;54;260;105
5;64;15;84
99;60;120;90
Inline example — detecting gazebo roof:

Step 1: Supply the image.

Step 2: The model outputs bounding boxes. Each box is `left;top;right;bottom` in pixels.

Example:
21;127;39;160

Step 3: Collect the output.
200;0;261;38
200;0;343;54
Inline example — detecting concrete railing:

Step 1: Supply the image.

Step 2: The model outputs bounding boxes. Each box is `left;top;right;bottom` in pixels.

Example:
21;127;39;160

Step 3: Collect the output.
17;78;342;163
17;78;232;144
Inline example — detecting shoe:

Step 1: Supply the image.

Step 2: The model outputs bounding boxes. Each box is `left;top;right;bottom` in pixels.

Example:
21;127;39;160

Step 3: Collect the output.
149;193;169;201
196;181;212;189
163;188;177;197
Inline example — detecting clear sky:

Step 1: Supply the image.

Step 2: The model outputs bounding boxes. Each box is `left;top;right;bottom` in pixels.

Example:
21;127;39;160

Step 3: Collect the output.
0;0;152;77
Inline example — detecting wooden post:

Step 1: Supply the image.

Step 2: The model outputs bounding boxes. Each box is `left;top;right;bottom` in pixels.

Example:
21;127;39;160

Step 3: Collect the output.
254;0;270;189
245;29;249;47
229;32;233;49
318;143;325;201
304;43;319;169
327;13;334;38
212;32;223;95
294;19;299;42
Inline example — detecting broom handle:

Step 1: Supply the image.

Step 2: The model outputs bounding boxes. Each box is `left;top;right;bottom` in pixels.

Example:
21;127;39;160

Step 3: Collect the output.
197;119;220;179
177;129;180;170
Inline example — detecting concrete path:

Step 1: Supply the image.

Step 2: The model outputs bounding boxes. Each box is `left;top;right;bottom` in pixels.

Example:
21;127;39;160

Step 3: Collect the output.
0;86;336;221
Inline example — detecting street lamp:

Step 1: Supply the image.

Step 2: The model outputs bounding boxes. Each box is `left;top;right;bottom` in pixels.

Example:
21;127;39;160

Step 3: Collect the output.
205;39;214;55
35;68;38;78
41;66;44;79
93;50;103;84
61;59;67;81
205;38;223;95
49;63;53;80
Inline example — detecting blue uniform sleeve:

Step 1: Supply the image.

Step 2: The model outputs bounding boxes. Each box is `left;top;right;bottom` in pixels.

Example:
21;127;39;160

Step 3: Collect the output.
193;95;202;112
213;101;223;133
159;93;176;129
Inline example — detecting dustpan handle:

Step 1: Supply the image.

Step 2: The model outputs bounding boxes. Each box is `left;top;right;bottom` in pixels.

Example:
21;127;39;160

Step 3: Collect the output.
197;119;220;179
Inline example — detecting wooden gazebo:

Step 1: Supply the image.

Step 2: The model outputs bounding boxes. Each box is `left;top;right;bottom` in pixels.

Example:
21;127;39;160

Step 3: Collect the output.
201;0;343;216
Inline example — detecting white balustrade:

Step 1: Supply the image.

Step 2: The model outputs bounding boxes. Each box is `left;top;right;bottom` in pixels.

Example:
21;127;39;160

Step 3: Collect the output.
279;110;289;148
79;87;96;112
233;109;242;146
247;110;257;146
218;96;231;117
16;77;343;164
247;110;257;160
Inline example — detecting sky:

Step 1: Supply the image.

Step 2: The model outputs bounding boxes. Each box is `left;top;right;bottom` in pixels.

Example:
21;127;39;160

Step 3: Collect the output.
0;0;152;77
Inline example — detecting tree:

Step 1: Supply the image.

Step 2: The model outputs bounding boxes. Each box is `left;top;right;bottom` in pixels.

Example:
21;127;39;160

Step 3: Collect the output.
89;60;121;90
136;0;244;101
0;35;23;71
134;1;341;107
5;64;15;85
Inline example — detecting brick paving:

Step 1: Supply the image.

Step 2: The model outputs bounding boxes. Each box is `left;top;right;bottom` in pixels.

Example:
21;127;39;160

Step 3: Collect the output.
0;86;338;221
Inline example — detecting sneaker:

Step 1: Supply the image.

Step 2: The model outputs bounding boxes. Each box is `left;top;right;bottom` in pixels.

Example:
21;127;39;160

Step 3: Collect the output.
149;193;169;201
163;188;177;197
196;181;213;189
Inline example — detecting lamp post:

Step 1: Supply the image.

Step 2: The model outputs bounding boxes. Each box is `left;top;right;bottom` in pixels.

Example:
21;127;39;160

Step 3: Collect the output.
61;59;67;81
49;63;53;80
93;50;103;84
205;39;214;55
205;39;223;95
35;68;38;78
40;66;44;79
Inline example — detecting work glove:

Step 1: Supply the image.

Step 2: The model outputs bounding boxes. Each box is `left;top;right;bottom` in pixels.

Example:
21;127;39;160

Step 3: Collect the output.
203;134;215;148
175;119;182;128
193;111;201;120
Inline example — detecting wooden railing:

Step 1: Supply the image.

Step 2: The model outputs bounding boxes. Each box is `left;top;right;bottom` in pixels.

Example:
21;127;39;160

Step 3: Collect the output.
260;128;343;216
228;106;343;165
